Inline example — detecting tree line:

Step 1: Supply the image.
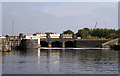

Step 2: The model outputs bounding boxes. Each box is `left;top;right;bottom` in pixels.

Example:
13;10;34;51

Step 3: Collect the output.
5;28;119;39
62;28;120;39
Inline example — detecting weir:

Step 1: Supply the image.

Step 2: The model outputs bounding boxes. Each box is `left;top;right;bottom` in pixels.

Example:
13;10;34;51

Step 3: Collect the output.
19;38;108;49
2;38;109;50
1;34;110;50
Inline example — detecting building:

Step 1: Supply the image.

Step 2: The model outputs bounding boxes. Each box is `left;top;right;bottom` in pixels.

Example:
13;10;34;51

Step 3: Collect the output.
23;33;40;45
61;34;73;38
0;36;6;39
36;33;47;39
49;34;60;38
23;34;32;39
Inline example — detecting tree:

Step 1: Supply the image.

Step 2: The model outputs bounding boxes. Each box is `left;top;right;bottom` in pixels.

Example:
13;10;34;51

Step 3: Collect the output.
76;28;118;39
5;35;9;38
107;33;118;39
5;35;9;39
83;28;90;31
76;28;90;39
45;32;54;35
63;30;74;34
76;30;82;37
45;32;54;34
118;29;120;38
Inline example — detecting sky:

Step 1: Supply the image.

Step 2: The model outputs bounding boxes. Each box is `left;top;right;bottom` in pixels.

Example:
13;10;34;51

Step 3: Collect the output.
2;2;118;36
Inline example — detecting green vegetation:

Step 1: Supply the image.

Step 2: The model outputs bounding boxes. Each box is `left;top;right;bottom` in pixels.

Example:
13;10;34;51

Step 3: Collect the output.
5;35;9;38
76;28;89;39
5;28;119;40
63;30;74;34
2;41;6;49
45;32;55;35
63;28;119;39
75;28;119;39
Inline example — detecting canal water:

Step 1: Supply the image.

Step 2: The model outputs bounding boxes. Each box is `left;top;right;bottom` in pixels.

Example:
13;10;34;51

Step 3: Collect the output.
2;48;119;74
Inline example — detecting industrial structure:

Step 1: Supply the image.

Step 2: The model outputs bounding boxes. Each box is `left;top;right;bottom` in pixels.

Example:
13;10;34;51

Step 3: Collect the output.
19;33;76;48
1;32;119;51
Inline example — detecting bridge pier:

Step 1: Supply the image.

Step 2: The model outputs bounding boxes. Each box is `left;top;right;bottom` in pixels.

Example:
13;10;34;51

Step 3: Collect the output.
48;41;52;48
62;41;65;48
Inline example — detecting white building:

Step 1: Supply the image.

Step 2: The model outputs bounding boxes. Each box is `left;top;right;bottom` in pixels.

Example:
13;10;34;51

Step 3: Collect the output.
36;33;47;38
24;34;40;45
49;34;60;38
31;35;40;45
0;36;6;39
62;34;73;38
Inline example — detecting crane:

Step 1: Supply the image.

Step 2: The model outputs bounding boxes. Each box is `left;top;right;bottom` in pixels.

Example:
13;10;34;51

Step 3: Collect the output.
94;22;97;29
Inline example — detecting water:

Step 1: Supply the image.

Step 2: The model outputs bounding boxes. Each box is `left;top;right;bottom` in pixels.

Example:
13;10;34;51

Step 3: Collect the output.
1;48;119;74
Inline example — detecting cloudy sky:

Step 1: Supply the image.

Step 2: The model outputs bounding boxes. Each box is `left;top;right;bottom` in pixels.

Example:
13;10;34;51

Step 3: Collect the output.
2;2;118;36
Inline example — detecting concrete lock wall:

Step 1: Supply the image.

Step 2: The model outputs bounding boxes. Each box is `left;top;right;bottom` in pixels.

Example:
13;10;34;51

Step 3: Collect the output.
39;40;108;48
19;39;38;49
75;40;108;48
19;39;108;48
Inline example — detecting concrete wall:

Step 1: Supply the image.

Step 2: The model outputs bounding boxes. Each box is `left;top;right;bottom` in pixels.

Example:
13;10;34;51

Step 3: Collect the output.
75;40;108;48
19;39;38;49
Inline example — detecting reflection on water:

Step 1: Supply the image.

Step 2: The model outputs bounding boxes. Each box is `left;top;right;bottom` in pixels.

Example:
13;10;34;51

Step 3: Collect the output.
2;49;118;74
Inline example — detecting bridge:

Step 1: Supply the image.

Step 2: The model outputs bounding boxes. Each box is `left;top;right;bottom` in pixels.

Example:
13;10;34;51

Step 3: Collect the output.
2;34;110;50
2;35;77;50
18;33;77;48
40;38;75;48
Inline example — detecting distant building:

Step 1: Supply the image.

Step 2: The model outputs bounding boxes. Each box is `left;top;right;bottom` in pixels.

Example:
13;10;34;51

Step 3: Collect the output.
19;33;76;39
24;34;32;39
23;33;40;45
49;34;60;38
36;33;47;39
31;35;40;45
77;37;81;39
61;34;73;38
0;36;6;39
